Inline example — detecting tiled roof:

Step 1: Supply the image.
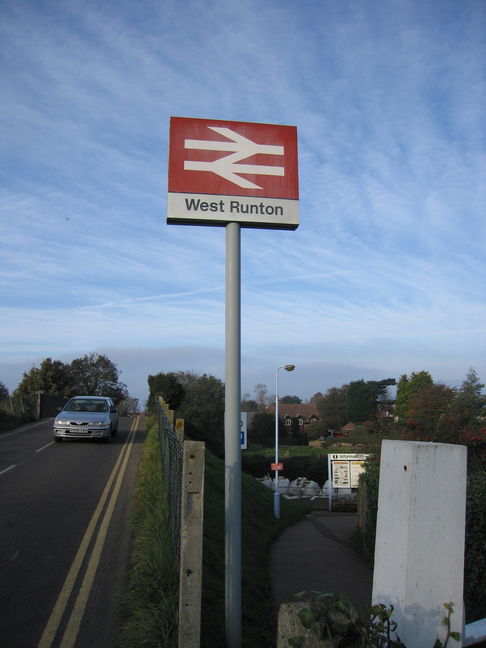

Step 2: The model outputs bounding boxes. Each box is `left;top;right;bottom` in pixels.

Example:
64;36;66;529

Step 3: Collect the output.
267;402;320;420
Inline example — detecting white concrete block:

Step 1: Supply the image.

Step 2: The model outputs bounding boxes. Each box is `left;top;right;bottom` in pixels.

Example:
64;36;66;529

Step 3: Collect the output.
372;440;467;647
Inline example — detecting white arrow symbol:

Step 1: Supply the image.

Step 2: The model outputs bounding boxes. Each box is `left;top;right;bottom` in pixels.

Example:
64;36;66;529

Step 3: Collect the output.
184;126;284;189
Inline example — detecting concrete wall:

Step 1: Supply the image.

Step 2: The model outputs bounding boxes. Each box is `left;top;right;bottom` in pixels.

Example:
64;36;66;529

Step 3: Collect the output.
372;440;467;647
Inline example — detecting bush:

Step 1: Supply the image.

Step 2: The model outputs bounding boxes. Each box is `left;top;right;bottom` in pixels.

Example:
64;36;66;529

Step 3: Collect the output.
464;471;486;622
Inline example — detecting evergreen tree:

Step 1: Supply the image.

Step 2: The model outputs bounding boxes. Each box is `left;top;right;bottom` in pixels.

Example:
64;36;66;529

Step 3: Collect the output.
395;371;433;420
147;372;185;413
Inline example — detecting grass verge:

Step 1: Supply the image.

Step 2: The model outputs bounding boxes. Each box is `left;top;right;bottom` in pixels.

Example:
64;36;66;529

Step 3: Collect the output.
120;419;312;647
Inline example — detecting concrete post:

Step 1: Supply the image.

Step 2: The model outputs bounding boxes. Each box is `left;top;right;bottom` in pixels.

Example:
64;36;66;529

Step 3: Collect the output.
372;440;467;647
179;441;205;648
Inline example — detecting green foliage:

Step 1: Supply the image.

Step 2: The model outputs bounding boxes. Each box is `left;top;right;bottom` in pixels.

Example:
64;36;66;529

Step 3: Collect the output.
395;371;433;420
11;353;128;415
248;410;275;445
289;591;406;647
315;385;349;430
13;357;72;412
147;372;185;414
406;385;456;439
175;371;225;457
464;471;486;622
0;381;9;401
289;593;460;647
120;421;178;647
450;368;485;420
359;457;381;560
346;379;396;424
281;395;303;404
347;380;378;423
69;353;128;402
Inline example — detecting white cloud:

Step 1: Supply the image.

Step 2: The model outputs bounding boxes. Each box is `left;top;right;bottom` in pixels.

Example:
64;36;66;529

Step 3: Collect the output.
0;0;484;405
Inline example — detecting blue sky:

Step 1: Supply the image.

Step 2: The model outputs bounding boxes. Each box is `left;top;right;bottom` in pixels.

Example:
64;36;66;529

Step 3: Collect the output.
1;0;485;406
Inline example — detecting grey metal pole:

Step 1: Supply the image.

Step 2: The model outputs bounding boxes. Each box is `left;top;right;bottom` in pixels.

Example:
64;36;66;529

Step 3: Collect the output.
225;221;241;648
274;365;295;519
274;367;281;519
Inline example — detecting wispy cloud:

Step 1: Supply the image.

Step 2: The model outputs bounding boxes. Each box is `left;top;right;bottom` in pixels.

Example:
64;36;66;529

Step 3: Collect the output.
1;0;484;403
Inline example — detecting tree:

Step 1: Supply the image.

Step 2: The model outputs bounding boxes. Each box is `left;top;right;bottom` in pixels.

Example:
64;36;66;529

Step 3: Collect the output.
176;372;225;457
280;395;302;404
248;411;275;445
450;368;485;422
253;383;271;410
346;380;378;423
407;384;456;438
69;353;128;403
13;358;73;413
118;397;140;416
346;378;396;423
395;371;433;420
316;385;348;431
241;393;259;412
15;358;71;399
0;381;9;402
147;372;185;414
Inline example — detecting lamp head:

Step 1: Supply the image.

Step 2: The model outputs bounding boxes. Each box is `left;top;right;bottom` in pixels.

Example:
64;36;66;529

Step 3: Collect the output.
284;364;295;372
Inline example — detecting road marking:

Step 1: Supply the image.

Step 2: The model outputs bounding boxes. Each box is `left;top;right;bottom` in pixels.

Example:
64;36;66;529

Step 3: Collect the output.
0;464;16;476
9;550;20;562
37;416;141;648
36;442;54;453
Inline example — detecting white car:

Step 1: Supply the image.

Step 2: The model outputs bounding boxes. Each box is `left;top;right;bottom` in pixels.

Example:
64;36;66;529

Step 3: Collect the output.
54;396;118;442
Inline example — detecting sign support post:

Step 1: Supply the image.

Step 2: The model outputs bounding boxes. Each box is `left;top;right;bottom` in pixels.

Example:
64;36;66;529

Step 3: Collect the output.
167;116;299;648
225;221;241;648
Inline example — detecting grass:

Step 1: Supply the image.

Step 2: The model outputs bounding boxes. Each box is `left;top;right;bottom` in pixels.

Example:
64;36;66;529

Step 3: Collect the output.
120;421;312;647
119;421;178;647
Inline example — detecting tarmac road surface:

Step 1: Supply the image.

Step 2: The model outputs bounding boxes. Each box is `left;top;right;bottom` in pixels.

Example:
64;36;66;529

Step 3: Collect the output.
0;416;145;648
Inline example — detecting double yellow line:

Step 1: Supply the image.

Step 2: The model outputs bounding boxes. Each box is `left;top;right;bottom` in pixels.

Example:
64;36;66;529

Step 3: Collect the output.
38;416;141;648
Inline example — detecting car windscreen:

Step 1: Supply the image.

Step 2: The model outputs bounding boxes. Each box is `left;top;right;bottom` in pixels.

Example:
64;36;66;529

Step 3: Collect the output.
64;399;108;413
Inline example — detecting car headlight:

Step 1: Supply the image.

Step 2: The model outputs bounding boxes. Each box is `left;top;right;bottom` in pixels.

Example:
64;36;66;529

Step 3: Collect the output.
55;419;70;425
92;421;107;426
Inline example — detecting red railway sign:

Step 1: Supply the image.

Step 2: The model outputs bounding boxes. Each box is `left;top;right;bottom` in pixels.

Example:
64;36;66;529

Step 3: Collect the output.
167;117;299;229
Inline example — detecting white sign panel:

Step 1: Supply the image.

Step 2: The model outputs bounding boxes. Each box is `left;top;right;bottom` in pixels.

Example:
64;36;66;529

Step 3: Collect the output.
330;454;370;489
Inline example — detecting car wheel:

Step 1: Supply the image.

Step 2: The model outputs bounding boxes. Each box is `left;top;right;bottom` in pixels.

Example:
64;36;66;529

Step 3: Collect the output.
54;437;63;443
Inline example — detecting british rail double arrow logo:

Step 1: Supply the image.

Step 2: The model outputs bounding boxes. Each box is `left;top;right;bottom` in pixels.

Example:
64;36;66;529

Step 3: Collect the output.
183;127;285;190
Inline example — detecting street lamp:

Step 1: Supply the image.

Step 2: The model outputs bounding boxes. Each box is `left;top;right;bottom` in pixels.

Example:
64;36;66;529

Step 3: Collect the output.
274;364;295;518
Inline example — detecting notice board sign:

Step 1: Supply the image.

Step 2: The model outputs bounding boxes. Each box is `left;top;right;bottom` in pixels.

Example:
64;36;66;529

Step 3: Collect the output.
167;117;299;229
329;454;370;489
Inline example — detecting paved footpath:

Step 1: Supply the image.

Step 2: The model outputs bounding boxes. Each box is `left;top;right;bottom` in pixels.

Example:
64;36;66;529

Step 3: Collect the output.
269;509;373;618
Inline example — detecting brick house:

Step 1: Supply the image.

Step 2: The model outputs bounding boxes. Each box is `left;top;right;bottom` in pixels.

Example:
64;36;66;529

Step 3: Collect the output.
267;402;320;430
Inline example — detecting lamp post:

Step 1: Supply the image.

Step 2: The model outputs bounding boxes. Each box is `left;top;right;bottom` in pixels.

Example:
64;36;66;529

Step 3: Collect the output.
274;364;295;518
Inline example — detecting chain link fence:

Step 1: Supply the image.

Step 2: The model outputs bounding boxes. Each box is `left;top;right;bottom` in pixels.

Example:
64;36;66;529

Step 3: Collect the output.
157;396;205;647
157;397;184;563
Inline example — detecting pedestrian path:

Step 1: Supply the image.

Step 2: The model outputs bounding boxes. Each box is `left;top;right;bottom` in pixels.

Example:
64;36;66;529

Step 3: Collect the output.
269;509;373;617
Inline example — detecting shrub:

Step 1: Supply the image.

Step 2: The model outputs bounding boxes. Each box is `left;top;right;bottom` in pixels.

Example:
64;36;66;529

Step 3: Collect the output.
464;471;486;622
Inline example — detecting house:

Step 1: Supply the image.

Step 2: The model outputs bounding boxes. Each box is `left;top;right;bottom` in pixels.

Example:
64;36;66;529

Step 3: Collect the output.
267;402;320;429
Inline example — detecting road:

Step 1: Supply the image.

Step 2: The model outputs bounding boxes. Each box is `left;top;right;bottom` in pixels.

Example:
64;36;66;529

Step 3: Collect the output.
0;416;145;648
